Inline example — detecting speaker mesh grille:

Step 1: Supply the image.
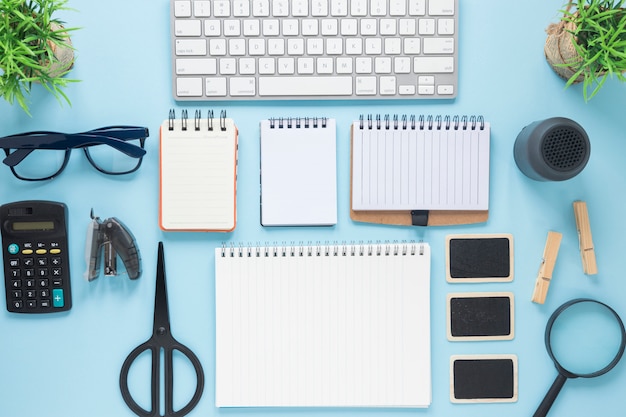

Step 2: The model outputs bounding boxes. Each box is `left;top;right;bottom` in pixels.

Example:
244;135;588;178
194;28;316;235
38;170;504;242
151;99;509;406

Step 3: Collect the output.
542;127;587;171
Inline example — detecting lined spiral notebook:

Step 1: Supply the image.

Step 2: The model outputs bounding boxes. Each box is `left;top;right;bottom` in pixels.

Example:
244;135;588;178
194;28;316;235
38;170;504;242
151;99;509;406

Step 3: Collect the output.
159;109;238;232
260;117;337;226
215;242;431;408
351;115;490;225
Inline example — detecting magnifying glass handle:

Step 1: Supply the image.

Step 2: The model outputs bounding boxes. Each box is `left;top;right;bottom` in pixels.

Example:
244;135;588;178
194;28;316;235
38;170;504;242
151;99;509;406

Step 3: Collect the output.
533;373;568;417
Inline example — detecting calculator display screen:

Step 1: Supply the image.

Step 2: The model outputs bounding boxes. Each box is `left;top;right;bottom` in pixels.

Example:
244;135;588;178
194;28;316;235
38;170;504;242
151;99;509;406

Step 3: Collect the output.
11;221;55;232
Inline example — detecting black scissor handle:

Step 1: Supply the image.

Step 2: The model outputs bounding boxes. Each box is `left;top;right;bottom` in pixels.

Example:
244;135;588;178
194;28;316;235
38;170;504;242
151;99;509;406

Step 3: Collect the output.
119;340;205;417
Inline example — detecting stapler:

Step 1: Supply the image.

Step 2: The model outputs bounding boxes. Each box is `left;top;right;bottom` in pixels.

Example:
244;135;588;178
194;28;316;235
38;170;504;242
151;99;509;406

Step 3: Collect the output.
85;209;141;281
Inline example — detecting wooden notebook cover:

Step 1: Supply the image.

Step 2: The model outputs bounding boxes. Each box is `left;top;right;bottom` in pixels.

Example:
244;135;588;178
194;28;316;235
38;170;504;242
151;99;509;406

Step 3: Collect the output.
349;127;488;226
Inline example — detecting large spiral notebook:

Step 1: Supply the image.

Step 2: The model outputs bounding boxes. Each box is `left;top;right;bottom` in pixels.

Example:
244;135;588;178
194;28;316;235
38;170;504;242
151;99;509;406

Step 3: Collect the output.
351;114;490;226
215;242;431;408
159;109;238;232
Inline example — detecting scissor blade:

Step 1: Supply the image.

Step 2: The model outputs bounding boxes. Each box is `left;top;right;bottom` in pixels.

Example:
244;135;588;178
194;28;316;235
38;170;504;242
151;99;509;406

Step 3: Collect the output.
153;241;171;335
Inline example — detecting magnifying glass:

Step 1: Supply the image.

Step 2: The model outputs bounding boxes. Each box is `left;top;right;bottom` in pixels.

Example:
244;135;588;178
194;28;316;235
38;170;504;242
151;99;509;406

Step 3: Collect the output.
533;298;626;417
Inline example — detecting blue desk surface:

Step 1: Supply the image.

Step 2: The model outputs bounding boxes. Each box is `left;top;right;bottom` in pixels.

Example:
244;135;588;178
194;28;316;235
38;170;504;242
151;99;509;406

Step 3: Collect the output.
2;1;626;416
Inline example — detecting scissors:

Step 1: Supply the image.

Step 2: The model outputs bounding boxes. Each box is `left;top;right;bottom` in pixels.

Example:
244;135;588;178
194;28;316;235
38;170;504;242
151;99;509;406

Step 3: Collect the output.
120;242;204;417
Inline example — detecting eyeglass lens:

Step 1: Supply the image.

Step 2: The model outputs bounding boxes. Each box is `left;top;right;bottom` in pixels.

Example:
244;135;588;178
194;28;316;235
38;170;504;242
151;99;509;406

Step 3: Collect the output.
10;149;68;180
84;139;144;175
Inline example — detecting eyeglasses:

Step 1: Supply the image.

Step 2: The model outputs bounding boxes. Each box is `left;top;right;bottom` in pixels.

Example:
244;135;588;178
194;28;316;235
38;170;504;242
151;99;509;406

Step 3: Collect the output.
0;126;149;181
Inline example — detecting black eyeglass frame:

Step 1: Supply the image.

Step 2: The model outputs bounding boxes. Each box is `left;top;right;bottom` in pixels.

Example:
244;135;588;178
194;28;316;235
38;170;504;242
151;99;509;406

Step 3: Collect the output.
0;126;149;181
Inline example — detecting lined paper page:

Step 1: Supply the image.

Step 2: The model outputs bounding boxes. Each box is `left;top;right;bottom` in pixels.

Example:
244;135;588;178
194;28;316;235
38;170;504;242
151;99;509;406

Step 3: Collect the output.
352;117;490;211
159;118;237;231
215;243;431;408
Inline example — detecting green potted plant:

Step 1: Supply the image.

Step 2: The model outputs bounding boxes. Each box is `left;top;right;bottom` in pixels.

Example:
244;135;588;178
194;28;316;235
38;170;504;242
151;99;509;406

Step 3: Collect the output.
0;0;78;115
545;0;626;100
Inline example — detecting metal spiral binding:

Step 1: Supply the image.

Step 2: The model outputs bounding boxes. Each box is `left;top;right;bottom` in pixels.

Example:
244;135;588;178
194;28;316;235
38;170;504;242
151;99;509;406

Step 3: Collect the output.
220;241;423;257
359;114;485;131
167;109;228;131
269;117;328;129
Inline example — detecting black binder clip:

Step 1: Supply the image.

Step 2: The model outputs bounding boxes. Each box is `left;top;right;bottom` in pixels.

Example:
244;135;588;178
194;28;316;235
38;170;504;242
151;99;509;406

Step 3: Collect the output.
84;209;141;281
411;210;429;227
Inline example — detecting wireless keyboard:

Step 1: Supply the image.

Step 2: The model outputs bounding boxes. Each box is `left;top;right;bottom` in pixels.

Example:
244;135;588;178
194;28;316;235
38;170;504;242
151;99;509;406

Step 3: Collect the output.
171;0;458;100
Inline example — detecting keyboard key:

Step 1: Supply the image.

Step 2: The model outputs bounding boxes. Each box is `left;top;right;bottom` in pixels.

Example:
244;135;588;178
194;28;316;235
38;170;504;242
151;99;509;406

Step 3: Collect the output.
206;77;227;95
252;0;270;16
176;39;206;55
175;20;202;36
355;76;376;95
292;0;310;16
331;0;348;16
380;76;397;95
259;76;353;96
414;56;454;73
193;1;211;17
429;0;455;15
213;1;231;17
233;0;250;16
437;84;455;95
409;0;426;15
177;77;203;96
230;77;256;95
423;38;454;54
174;0;192;17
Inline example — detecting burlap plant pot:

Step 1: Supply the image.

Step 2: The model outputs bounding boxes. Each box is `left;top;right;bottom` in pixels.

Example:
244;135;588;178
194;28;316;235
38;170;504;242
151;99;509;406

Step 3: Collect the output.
544;16;586;83
43;22;75;79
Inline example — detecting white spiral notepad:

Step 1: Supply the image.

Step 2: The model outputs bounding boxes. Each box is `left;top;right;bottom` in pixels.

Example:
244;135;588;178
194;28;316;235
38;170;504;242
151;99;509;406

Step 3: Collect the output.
215;242;431;408
351;114;490;211
260;117;337;226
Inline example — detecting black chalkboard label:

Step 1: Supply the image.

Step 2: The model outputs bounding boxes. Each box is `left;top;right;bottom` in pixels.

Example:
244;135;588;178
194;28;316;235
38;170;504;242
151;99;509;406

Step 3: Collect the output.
447;292;514;341
446;234;513;282
451;355;518;403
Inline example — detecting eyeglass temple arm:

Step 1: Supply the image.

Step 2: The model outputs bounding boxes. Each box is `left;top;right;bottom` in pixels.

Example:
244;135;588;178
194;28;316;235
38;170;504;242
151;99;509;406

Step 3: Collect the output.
2;134;146;167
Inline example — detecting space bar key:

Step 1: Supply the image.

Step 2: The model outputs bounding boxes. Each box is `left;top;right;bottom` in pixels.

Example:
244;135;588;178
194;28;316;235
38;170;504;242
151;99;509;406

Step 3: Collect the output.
259;76;353;96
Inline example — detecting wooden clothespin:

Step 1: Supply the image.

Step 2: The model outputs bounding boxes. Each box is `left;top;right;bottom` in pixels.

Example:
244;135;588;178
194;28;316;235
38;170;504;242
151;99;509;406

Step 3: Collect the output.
573;200;598;275
532;231;562;304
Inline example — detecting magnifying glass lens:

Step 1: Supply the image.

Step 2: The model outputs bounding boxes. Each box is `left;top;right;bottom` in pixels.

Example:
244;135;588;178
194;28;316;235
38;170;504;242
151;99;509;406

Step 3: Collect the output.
549;301;624;375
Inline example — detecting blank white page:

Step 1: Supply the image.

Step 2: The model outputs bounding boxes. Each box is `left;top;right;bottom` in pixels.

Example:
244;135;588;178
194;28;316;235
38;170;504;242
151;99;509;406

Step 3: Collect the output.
352;115;490;211
260;118;337;226
159;116;237;231
215;242;431;408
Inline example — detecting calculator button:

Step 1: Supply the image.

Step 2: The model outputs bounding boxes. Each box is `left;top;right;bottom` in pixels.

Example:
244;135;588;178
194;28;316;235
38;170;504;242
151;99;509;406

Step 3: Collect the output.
38;268;48;277
52;289;64;308
7;243;19;254
26;279;36;288
40;289;50;298
11;290;22;298
39;279;49;287
24;258;34;267
26;300;37;308
26;290;37;299
12;300;23;309
36;249;47;255
52;278;63;287
25;269;35;277
10;280;21;288
10;269;20;278
40;299;51;308
50;248;61;255
22;249;34;255
9;259;19;267
52;268;62;277
37;258;47;266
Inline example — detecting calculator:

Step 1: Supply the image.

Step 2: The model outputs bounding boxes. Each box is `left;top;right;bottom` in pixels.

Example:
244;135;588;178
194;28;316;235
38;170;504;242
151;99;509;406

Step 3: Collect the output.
1;201;72;313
